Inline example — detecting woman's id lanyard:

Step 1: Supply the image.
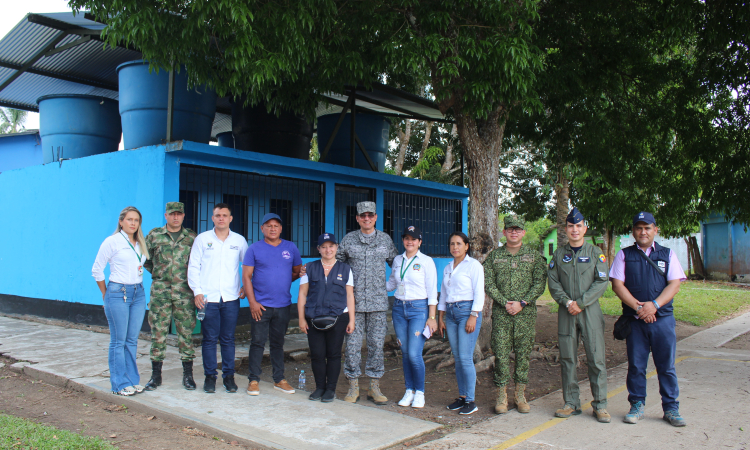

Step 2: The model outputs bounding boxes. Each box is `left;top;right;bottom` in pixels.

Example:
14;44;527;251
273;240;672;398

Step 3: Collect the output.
397;255;418;297
121;231;143;276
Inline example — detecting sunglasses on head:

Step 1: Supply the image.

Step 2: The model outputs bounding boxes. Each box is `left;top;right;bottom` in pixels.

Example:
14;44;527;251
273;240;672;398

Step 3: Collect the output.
359;212;376;218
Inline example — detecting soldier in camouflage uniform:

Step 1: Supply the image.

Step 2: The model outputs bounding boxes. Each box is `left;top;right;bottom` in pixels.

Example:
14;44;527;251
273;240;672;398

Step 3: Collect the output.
143;202;198;391
484;215;547;414
336;201;399;404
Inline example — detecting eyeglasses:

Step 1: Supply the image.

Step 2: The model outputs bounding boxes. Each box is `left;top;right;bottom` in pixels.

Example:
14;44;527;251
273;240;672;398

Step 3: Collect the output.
359;213;376;219
505;228;523;234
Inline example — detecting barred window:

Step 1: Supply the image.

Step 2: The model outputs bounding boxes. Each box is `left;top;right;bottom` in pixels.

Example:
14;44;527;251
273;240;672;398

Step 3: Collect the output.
334;185;375;239
384;190;462;257
179;164;324;257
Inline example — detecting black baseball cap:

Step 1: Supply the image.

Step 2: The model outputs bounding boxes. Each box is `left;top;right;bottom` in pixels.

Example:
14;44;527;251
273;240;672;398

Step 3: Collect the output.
633;211;656;226
402;225;422;240
317;232;337;246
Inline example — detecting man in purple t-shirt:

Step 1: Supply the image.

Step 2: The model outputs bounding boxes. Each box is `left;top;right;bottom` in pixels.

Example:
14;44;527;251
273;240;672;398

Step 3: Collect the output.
242;213;302;396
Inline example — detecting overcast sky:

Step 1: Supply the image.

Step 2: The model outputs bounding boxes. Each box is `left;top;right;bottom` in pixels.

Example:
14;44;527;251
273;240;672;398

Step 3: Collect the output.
2;0;76;130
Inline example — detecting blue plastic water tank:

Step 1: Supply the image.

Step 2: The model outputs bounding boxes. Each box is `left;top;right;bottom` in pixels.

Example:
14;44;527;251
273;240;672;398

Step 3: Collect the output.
230;99;313;159
216;131;234;148
117;60;217;149
37;94;121;164
317;113;389;172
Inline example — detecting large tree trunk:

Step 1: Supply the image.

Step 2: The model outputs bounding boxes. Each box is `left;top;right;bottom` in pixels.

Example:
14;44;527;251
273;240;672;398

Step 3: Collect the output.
454;108;507;353
415;121;434;167
394;119;412;176
441;123;457;174
555;170;570;248
600;224;616;268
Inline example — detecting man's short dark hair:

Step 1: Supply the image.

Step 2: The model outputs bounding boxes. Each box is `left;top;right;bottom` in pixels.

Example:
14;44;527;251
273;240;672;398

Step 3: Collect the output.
213;203;232;214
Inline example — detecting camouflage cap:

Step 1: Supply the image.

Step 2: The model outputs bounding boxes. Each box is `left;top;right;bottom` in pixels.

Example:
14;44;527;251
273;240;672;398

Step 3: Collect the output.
503;214;525;230
166;202;184;214
356;201;377;215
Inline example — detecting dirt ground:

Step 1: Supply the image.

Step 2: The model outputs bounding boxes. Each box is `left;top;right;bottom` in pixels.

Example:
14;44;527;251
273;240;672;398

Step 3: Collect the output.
237;303;707;431
721;331;750;350
0;356;261;450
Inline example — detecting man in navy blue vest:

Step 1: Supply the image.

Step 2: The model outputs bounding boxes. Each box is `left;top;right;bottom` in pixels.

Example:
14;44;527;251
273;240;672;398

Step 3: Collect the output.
609;212;687;427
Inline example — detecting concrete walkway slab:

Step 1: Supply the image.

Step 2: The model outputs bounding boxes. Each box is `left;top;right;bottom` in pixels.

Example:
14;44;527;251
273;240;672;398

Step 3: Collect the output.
0;315;440;450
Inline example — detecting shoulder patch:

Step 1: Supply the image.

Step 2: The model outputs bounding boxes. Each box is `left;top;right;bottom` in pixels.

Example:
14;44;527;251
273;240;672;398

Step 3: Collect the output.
598;254;606;263
549;260;555;269
598;271;607;277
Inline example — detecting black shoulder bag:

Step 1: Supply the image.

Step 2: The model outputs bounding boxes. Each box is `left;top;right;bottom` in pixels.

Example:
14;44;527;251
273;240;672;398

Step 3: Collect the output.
613;249;667;340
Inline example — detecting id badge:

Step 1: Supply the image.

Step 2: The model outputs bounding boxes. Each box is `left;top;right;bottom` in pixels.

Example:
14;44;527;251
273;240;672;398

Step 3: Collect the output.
137;265;143;276
397;283;405;297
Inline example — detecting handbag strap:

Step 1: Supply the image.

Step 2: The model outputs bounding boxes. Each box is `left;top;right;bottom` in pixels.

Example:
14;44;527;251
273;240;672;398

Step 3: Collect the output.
636;246;667;279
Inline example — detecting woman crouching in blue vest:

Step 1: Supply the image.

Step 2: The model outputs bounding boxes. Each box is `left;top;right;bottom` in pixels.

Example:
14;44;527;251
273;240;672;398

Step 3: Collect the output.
298;233;355;402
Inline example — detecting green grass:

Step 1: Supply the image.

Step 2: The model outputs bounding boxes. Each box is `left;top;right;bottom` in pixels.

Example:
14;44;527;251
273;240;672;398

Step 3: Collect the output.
0;414;117;450
538;281;750;326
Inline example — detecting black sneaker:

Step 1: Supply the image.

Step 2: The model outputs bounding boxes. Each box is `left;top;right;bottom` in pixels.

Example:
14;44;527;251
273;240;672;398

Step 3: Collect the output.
203;376;216;393
309;388;325;401
223;376;238;393
459;401;478;415
447;397;466;410
321;390;336;403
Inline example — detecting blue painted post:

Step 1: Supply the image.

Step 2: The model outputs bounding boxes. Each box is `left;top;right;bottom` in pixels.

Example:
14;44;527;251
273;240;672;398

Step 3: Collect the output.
325;181;336;234
462;197;469;234
375;188;384;231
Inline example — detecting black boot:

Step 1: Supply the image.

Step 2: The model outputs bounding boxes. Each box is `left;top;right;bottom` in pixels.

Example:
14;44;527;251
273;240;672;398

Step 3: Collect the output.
144;361;162;391
182;360;196;390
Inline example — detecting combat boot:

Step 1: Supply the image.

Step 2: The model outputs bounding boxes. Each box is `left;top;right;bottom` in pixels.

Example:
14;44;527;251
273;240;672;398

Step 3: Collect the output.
367;378;388;405
144;361;162;391
494;386;508;414
515;383;530;413
344;378;359;403
182;360;196;390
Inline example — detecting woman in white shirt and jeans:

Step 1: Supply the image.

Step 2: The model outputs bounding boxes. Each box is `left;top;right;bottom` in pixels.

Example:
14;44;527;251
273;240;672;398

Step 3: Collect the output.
386;225;438;409
437;232;485;415
92;206;150;396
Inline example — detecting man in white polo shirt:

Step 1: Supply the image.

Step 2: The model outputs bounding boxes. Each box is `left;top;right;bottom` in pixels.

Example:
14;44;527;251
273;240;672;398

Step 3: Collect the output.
188;203;248;394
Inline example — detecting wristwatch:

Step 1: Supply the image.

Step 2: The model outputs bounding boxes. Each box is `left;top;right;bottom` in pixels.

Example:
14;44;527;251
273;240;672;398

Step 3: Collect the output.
470;311;479;317
520;301;528;308
429;316;436;320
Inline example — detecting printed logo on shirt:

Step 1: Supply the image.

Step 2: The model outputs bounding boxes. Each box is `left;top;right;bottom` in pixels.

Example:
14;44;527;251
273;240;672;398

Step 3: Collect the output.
337;273;343;281
657;261;666;269
549;260;555;269
562;254;573;263
578;256;590;263
281;250;292;260
206;242;213;250
230;245;239;250
598;254;606;263
413;264;421;271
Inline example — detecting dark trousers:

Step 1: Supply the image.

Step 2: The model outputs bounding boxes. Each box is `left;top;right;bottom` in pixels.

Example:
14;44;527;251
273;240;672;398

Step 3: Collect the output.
248;305;290;383
306;313;350;391
201;298;239;378
626;314;679;411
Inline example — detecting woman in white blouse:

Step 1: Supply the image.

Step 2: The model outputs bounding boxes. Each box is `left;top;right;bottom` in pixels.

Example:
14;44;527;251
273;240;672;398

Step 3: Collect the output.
437;232;485;415
386;225;437;408
92;206;150;396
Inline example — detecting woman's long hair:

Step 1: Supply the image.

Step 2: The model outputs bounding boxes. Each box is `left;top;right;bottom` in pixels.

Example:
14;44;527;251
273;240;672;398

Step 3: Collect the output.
113;206;149;260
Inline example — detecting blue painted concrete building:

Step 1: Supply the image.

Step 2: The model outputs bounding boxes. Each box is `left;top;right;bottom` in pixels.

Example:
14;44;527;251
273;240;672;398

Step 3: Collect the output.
702;213;750;281
0;140;468;325
0;130;41;172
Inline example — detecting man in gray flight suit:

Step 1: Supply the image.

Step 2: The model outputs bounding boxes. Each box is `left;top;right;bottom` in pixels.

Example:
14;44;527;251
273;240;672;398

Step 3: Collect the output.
548;207;611;423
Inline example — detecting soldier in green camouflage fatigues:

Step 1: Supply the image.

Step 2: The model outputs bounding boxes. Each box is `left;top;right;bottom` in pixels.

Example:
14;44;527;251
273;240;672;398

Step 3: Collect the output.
484;215;547;414
144;204;197;362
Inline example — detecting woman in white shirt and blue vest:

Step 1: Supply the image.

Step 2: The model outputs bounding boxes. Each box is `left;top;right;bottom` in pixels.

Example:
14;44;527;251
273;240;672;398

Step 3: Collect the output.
92;206;150;396
386;226;438;408
438;232;485;415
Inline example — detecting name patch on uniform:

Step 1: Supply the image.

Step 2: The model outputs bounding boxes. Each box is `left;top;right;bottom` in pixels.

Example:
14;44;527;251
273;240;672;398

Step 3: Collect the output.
495;258;508;264
413;264;421;271
549;260;555;269
657;261;666;268
562;254;572;263
282;250;292;260
578;256;590;263
230;245;239;250
521;255;534;262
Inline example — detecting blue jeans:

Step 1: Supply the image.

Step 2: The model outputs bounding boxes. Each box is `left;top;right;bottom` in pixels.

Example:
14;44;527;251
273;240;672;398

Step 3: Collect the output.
201;298;239;378
103;282;146;392
248;305;291;383
444;301;482;402
392;299;428;392
626;314;679;411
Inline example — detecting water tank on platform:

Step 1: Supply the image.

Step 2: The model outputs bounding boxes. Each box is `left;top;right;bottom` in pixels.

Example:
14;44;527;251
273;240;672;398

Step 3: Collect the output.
317;113;389;172
37;94;121;164
216;131;234;148
230;99;313;160
117;60;217;149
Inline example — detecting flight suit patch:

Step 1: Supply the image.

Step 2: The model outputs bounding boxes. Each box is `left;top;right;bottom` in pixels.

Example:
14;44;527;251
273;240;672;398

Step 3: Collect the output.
578;256;590;263
562;254;572;263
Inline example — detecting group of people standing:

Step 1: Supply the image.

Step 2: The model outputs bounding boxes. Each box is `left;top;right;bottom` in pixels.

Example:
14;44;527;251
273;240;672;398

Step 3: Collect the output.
93;200;686;427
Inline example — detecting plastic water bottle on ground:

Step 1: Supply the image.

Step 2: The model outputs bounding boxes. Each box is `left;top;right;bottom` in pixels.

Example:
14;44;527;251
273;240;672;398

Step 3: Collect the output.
298;370;306;390
197;307;206;321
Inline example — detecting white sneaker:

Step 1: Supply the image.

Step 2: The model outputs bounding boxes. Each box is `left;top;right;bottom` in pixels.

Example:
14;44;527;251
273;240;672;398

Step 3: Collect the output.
113;386;136;396
412;391;425;408
131;385;145;393
398;390;415;407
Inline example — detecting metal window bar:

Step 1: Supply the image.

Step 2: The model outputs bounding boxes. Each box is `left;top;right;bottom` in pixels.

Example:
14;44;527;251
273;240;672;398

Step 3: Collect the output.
383;190;463;257
179;164;325;257
334;185;375;239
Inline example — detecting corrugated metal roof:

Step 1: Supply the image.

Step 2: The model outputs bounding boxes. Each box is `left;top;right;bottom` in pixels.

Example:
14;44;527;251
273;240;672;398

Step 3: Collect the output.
0;12;449;138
